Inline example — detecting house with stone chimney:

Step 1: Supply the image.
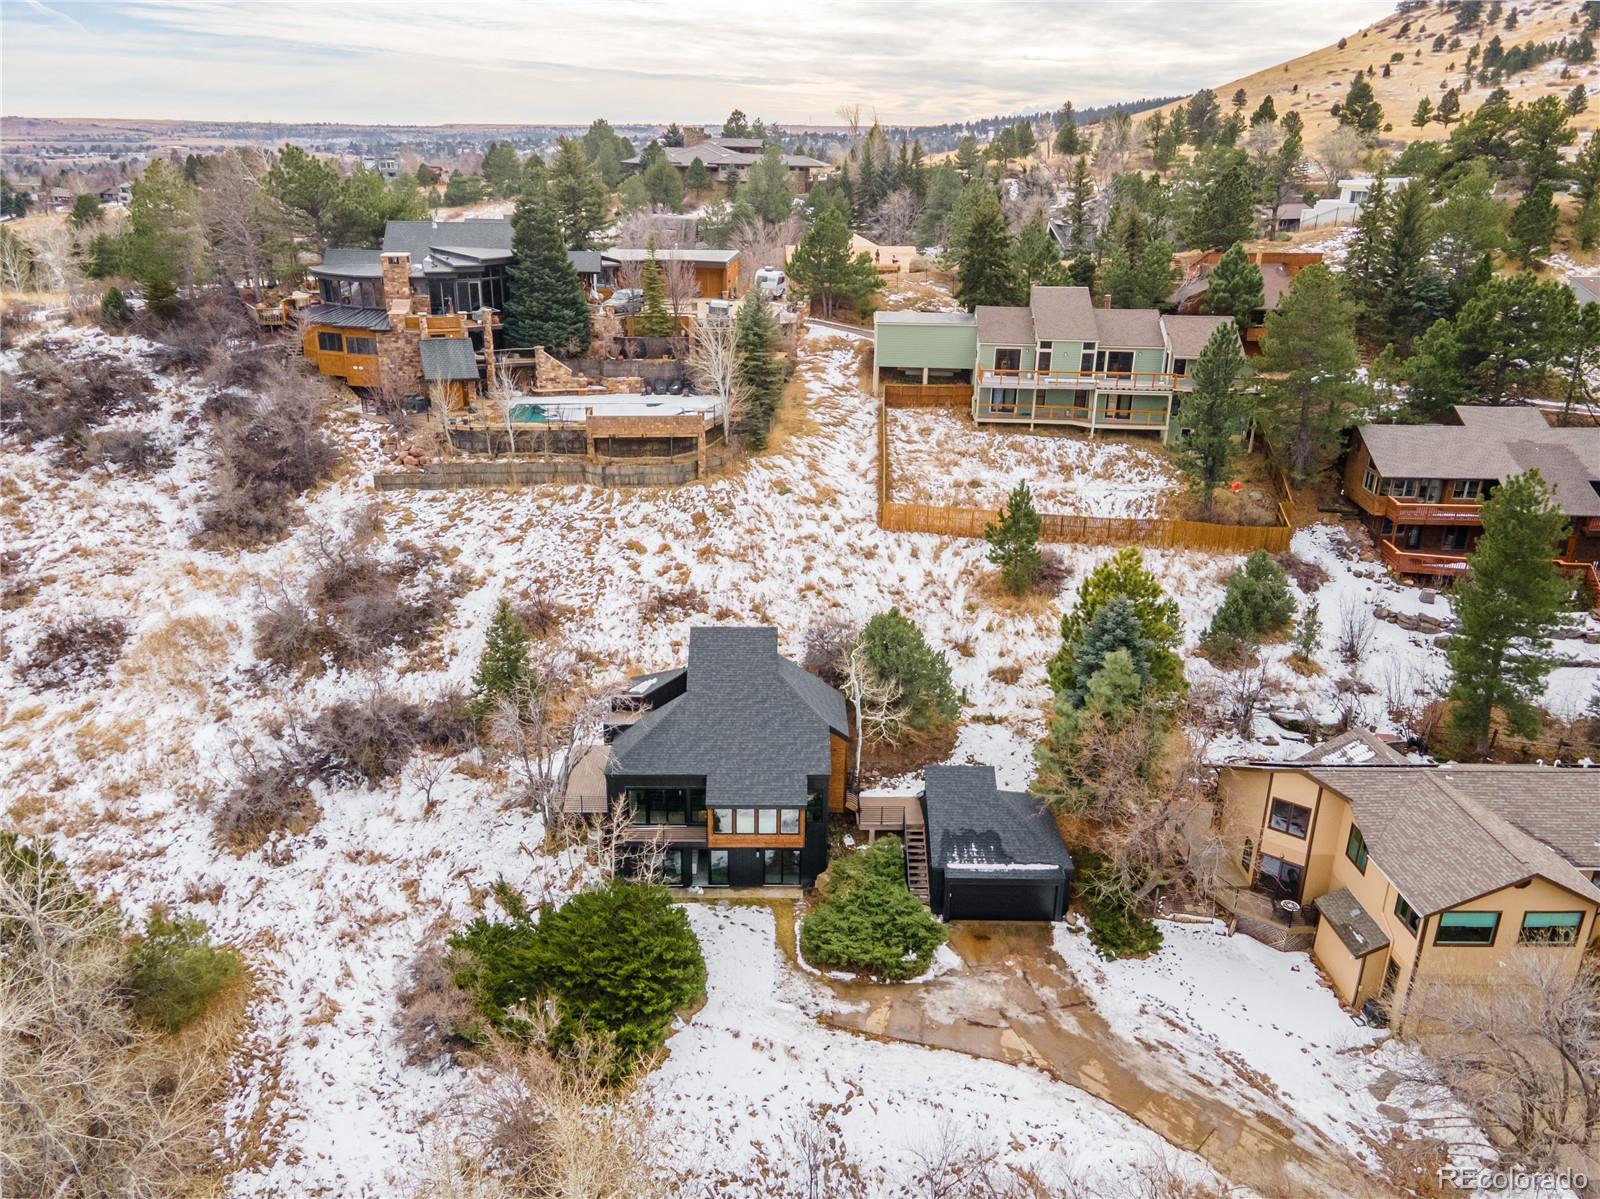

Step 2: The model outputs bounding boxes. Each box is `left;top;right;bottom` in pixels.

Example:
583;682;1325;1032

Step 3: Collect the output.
300;218;513;394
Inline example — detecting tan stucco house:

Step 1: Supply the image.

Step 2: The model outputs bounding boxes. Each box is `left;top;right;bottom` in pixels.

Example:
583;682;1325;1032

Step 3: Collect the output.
1218;731;1600;1025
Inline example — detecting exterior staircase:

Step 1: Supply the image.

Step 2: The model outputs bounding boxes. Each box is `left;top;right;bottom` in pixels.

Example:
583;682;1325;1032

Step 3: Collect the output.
902;824;930;904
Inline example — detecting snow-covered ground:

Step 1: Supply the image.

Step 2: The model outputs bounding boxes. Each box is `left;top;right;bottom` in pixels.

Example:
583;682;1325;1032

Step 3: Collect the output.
888;408;1179;516
4;319;1590;1194
649;904;1229;1197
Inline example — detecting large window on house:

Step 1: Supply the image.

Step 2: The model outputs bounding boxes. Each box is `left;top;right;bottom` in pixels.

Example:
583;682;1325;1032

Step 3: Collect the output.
1345;825;1369;873
711;807;799;835
1256;854;1303;899
1268;799;1311;839
1362;466;1379;493
318;278;378;307
344;336;377;357
1450;479;1481;500
1036;341;1053;371
316;331;343;353
708;850;729;886
1393;894;1421;936
1435;910;1499;946
627;786;706;826
1441;526;1470;551
1518;911;1584;946
1079;343;1096;371
780;810;800;835
1381;478;1419;499
763;848;801;885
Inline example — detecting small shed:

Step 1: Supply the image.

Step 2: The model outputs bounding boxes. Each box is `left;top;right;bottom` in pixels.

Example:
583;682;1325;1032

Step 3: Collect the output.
922;766;1073;921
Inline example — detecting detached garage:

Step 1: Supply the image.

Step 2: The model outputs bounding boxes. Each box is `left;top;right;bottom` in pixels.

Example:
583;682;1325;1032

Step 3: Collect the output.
922;766;1074;921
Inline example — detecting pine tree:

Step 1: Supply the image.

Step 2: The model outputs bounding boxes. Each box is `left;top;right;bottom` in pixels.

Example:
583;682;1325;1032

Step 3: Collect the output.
1567;83;1590;117
1446;471;1573;753
1054;102;1081;155
545;136;609;249
1068;157;1093;249
470;599;531;718
1173;323;1249;510
1203;550;1296;655
1413;97;1435;127
1202;242;1264;332
786;204;883;317
617;174;652;214
858;609;960;732
481;141;523;197
1062;598;1154;706
956;187;1027;309
1435;88;1462;124
1574;133;1600;250
1181;146;1255;250
1507;179;1557;265
916;162;963;247
503;184;591;354
1250;95;1278;126
126;158;201;308
954;135;981;178
1256;265;1364;484
983;480;1043;595
635;237;674;338
736;145;795;223
1341;171;1391;322
1033;649;1166;826
734;286;784;449
684;157;712;192
643;154;684;212
99;286;131;325
1047;548;1184;697
1340;76;1385;138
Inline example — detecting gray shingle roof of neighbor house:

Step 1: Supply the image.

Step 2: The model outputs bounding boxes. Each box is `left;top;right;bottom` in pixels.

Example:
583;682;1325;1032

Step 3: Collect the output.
607;627;847;808
1298;764;1600;914
1435;766;1600;871
1293;728;1408;766
623;140;829;170
974;304;1036;345
419;338;479;382
1092;307;1165;349
1357;407;1600;517
381;219;513;276
301;304;391;331
1314;888;1391;958
922;765;1072;880
1162;314;1236;361
1026;285;1098;342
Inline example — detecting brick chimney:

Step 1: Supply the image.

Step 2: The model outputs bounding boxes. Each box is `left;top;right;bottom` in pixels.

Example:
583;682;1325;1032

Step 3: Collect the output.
380;251;413;313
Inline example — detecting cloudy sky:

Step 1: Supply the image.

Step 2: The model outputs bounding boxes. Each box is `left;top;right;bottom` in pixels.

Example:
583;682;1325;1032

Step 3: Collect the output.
6;0;1390;126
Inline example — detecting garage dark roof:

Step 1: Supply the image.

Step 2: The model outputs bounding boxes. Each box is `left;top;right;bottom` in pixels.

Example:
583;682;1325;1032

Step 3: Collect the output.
1313;888;1390;959
923;766;1071;877
607;627;847;808
301;304;391;331
419;338;479;382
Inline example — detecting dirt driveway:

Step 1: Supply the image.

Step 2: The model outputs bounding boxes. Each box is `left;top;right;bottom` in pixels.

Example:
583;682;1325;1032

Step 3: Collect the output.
763;905;1389;1198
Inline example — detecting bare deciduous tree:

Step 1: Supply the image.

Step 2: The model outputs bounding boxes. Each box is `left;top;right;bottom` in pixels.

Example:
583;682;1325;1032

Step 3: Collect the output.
840;640;908;777
1335;596;1376;666
200;147;271;288
1311;126;1364;192
687;314;752;445
869;188;922;246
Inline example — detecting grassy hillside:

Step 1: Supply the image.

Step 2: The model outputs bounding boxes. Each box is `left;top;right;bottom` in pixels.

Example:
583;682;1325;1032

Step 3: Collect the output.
1151;0;1598;148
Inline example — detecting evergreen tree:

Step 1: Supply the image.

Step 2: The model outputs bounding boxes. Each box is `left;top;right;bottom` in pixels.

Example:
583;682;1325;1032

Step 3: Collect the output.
1507;179;1557;265
956;187;1027;309
1033;648;1165;823
1567;83;1590;116
983;480;1043;595
1574;132;1600;251
916;162;963;247
1341;170;1391;321
661;122;685;147
1062;598;1154;707
1363;178;1444;348
1431;159;1504;297
1340;76;1385;138
1436;88;1463;124
734;285;784;448
1405;274;1571;415
1101;232;1177;309
954;135;981;178
787;204;883;317
736;145;795;223
470;598;531;718
635;238;675;338
1202;242;1264;332
1018;216;1067;285
125;159;201;316
1181;147;1256;250
1514;95;1574;189
481;140;523;197
503;184;591;354
99;285;131;325
545;136;609;249
1186;88;1222;145
643;154;684;212
1413;97;1435;128
68;193;102;229
1047;547;1184;697
617;173;652;214
1203;551;1296;656
684;156;712;192
1250;95;1278;126
1446;471;1572;753
1054;101;1081;155
1256;265;1364;484
858;609;960;732
1173;323;1249;510
443;174;489;206
1068;157;1093;249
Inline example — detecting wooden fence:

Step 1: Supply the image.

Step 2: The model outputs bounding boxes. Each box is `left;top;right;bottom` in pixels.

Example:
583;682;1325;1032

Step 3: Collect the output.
876;399;1292;554
882;383;972;409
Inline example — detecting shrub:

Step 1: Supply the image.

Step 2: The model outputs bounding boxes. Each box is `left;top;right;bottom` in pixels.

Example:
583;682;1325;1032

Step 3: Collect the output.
99;286;131;325
5;346;156;460
802;614;859;689
20;616;128;689
1203;550;1295;656
858;609;960;733
395;940;479;1065
799;837;945;980
212;752;318;850
298;690;434;786
640;585;707;622
127;910;241;1034
87;427;175;474
449;878;706;1076
1072;849;1162;960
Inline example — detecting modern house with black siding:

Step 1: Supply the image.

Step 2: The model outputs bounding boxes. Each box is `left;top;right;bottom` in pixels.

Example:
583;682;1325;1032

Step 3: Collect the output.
922;766;1073;921
597;626;849;889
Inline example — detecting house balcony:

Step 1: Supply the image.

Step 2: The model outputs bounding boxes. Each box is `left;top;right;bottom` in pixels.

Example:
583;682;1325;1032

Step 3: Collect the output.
973;400;1170;430
1381;496;1483;526
624;822;710;845
1377;539;1470;578
975;367;1179;393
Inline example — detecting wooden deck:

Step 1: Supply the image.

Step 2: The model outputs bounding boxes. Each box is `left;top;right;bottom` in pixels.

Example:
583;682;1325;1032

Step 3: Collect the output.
559;745;609;815
1214;884;1316;952
850;792;929;902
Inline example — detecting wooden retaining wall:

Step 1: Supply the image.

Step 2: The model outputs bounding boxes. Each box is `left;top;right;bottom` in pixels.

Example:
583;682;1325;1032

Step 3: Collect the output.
882;383;972;409
875;400;1291;553
374;450;728;491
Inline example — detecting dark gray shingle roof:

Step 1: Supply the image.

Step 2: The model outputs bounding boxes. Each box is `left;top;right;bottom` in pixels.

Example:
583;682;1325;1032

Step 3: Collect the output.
382;219;513;276
419;338;479;382
923;766;1071;876
607;627;846;808
1314;888;1390;958
1436;766;1600;870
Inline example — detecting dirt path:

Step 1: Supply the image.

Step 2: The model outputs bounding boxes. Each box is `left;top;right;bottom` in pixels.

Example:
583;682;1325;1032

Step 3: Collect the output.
760;904;1377;1198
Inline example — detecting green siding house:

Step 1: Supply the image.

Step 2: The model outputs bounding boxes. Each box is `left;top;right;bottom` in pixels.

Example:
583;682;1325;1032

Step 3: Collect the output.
873;286;1237;445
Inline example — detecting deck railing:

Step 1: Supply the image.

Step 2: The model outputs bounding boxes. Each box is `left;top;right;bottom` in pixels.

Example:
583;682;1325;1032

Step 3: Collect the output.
976;367;1179;393
974;402;1169;428
1382;496;1484;525
856;806;908;832
1377;540;1471;576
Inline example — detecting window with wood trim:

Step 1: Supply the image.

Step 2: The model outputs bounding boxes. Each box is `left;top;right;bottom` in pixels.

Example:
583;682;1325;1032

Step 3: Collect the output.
1435;910;1499;946
1362;465;1378;493
316;331;343;353
1518;911;1583;946
1450;479;1481;500
1268;799;1311;839
345;336;377;357
1345;825;1369;873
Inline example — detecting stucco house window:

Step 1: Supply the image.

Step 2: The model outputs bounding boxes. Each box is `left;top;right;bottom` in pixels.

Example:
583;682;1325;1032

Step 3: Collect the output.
1393;894;1421;935
1345;825;1369;873
1518;911;1583;946
1435;910;1500;946
1268;799;1310;838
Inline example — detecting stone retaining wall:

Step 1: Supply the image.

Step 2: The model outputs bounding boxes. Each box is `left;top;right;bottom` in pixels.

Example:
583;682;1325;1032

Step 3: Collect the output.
374;449;729;491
